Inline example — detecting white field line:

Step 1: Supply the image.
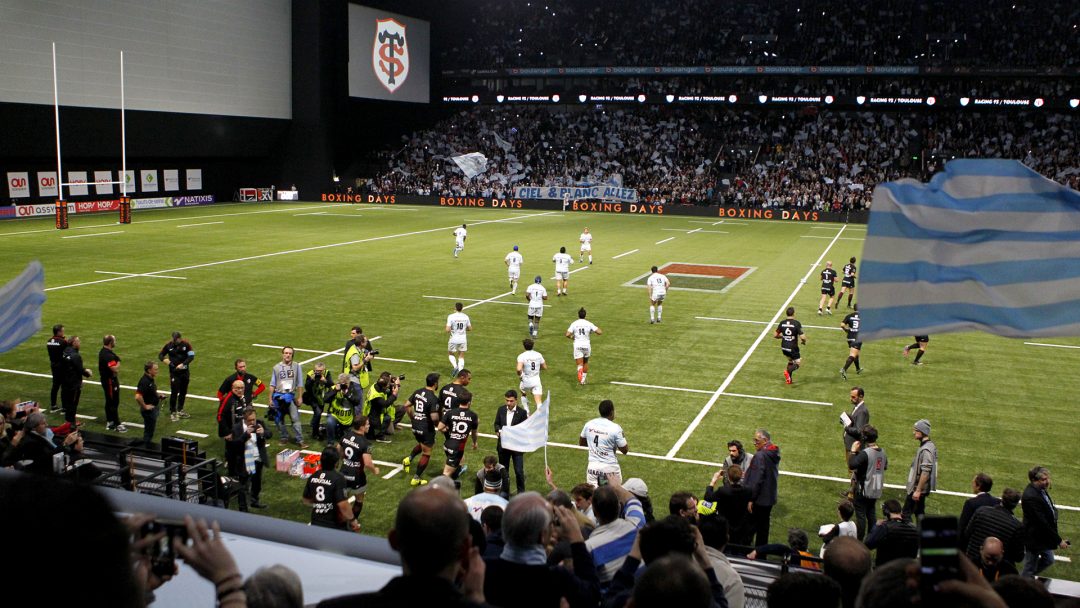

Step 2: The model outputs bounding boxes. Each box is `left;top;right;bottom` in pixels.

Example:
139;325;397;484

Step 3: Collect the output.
381;466;405;480
422;295;546;308
0;202;311;238
655;237;675;245
177;221;224;228
612;249;639;259
62;231;123;239
76;414;98;420
609;381;713;395
666;225;849;459
122;422;145;428
695;316;843;332
811;225;866;231
3;366;1073;512
307;213;364;218
801;236;864;241
463;291;514;310
176;430;209;438
293;212;327;216
1025;342;1080;350
95;271;187;280
611;381;831;406
253;340;416;365
660;228;728;234
45;211;558;292
296;336;380;366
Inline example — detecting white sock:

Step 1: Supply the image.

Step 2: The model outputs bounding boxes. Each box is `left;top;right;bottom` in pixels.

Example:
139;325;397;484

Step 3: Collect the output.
657;305;663;320
588;255;592;263
458;357;464;370
449;354;458;368
581;372;587;382
650;305;656;321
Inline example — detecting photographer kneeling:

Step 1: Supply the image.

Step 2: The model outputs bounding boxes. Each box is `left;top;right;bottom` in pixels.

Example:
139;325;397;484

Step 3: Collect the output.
363;372;400;444
324;374;362;444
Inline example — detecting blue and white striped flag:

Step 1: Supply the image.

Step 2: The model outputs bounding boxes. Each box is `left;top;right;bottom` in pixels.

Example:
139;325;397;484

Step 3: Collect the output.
0;261;46;353
499;392;549;453
860;159;1080;341
451;152;488;179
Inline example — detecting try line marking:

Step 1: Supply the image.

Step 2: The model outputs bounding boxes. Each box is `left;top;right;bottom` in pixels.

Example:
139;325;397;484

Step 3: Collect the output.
61;231;123;239
45;210;557;291
612;249;639;259
666;224;849;458
1025;342;1080;350
2;365;1077;513
177;221;224;228
696;316;843;332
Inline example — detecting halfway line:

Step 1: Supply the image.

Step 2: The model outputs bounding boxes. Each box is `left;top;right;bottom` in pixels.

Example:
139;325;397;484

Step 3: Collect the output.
666;224;848;458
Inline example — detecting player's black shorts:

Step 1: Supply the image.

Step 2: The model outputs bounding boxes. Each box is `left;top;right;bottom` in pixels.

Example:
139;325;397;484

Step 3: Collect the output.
848;339;863;350
343;473;368;491
841;278;855;288
914;335;929;343
444;446;465;469
782;347;801;360
821;286;835;296
413;426;435;447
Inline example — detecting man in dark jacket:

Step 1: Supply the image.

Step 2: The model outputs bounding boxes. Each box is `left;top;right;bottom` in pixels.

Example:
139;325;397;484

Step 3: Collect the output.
744;428;780;546
959;472;1000;549
864;499;918;567
494;389;529;495
46;324;68;412
60;336;92;425
484;492;601;608
1021;466;1068;577
317;486;486;608
704;466;752;546
841;387;869;457
231;407;271;510
964;487;1024;567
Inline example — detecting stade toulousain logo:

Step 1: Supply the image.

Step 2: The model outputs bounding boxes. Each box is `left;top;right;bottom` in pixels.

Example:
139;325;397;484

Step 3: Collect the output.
373;18;409;94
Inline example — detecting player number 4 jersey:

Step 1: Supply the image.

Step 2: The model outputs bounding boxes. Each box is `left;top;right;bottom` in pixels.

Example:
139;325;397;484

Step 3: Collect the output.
580;417;626;465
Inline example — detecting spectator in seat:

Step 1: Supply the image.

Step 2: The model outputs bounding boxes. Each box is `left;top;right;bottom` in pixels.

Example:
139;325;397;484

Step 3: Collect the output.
822;536;870;608
864;499;918;567
699;514;746;608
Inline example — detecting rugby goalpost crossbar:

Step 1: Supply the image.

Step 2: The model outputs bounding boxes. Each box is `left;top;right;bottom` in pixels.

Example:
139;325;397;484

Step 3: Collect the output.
51;42;131;228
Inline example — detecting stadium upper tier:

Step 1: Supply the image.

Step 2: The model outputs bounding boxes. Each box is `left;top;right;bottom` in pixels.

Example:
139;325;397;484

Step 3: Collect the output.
436;0;1078;69
366;106;1078;207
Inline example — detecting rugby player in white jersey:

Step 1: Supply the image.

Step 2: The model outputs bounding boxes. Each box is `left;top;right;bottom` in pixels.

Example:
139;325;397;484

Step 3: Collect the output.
552;246;574;296
525;276;548;338
579;399;628;487
452;223;467;257
579;227;593;265
515;338;547;408
566;307;602;385
505;245;523;294
445;302;472;375
646;266;671;324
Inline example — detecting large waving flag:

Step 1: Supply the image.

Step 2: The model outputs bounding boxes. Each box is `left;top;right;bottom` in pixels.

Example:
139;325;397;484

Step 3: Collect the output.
451;152;488;179
860;159;1080;341
0;261;46;353
499;392;549;453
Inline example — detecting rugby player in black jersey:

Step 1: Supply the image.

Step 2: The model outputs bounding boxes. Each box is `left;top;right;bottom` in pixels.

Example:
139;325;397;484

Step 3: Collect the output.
436;390;479;484
841;304;862;379
818;261;838;315
340;415;379;529
403;373;441;486
775;307;807;384
303;447;356;531
840;256;857;308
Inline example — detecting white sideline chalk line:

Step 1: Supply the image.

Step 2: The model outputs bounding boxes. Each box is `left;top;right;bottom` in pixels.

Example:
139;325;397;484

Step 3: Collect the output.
612;249;639;259
4;365;1076;512
176;430;209;438
463;291;513;310
666;225;849;459
177;221;224;228
95;271;186;280
610;381;831;406
801;236;864;241
62;231;123;239
1025;342;1080;350
696;316;843;331
253;338;416;365
655;237;675;245
549;266;589;280
423;295;548;308
45;211;557;291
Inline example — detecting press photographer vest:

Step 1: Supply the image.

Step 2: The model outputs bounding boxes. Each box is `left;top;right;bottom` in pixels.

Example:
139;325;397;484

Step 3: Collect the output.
861;446;886;499
327;391;354;426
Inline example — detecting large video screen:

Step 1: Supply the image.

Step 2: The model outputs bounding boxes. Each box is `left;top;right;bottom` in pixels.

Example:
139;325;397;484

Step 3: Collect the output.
348;4;430;103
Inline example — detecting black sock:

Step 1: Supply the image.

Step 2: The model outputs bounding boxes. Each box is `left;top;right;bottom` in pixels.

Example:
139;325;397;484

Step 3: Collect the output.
416;454;430;476
450;465;461;480
844;356;854;371
847;294;853;306
854;356;861;371
907;343;919;351
353;500;364;518
409;444;422;458
914;350;925;362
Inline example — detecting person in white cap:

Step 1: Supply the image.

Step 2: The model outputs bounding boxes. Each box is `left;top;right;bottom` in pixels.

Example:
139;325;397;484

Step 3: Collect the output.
903;418;937;522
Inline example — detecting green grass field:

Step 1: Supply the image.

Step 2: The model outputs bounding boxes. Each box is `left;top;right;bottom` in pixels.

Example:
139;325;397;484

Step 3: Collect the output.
1;201;1077;579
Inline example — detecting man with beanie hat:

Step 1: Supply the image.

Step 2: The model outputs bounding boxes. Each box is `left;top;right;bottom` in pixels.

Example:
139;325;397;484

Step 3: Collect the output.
464;469;509;522
902;419;937;522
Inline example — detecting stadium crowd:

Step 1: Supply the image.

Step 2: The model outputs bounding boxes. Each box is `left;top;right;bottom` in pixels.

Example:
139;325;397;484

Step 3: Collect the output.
438;0;1078;69
367;106;1079;207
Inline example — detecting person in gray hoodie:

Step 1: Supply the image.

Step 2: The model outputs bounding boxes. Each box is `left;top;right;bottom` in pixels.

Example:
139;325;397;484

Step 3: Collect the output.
902;418;937;522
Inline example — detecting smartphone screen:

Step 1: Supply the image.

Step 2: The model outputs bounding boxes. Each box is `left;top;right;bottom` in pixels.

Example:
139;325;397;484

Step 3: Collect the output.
919;515;961;603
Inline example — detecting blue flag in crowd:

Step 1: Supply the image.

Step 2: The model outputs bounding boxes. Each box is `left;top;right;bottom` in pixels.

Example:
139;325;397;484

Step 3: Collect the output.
499;392;550;453
0;261;46;353
859;159;1080;341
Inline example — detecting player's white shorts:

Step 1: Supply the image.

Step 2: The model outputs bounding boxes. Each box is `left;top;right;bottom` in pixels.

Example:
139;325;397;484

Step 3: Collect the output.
586;462;622;487
528;305;544;318
448;336;468;353
573;346;591;360
556;271;569;280
519;376;543;396
456;238;465;248
651;292;666;303
580;243;592;252
508;269;520;280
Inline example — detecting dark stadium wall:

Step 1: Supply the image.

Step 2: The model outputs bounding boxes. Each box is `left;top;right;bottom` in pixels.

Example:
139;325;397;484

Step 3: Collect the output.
0;102;289;203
